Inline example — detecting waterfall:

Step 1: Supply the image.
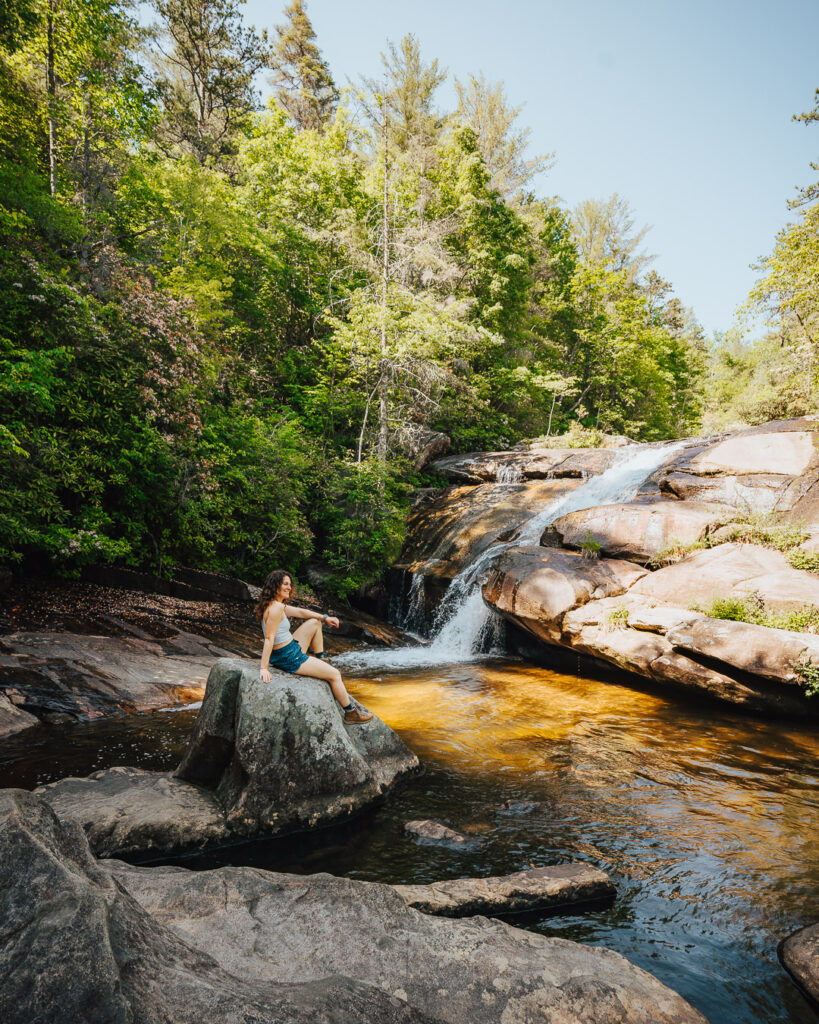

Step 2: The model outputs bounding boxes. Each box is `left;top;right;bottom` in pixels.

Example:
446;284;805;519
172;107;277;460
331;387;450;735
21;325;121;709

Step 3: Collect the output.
336;441;685;672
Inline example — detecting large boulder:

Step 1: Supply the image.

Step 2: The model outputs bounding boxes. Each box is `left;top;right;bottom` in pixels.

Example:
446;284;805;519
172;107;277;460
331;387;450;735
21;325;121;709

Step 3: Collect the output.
555;596;819;714
108;858;709;1024
176;658;419;837
482;546;647;643
629;543;819;612
35;765;230;858
779;923;819;1013
550;499;725;561
0;790;427;1024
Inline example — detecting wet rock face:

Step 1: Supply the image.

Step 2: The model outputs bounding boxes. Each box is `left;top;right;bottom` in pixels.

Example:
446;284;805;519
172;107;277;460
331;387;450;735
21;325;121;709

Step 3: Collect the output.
176;659;420;837
432;447;617;484
0;692;37;738
107;858;710;1024
0;629;224;723
0;790;428;1024
393;863;616;918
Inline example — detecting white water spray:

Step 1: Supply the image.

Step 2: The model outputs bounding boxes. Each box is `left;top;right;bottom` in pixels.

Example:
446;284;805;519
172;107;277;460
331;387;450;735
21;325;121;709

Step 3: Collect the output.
337;441;685;672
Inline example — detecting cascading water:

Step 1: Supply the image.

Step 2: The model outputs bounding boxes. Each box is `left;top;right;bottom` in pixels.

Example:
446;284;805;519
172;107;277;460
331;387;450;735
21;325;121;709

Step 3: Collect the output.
337;441;686;672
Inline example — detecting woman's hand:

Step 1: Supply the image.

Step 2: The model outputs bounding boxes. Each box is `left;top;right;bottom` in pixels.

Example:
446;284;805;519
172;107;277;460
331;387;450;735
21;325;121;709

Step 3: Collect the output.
259;667;272;683
324;615;340;629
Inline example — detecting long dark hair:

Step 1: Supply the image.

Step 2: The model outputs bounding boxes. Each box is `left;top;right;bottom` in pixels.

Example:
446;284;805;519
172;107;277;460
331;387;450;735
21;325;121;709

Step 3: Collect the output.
254;569;295;621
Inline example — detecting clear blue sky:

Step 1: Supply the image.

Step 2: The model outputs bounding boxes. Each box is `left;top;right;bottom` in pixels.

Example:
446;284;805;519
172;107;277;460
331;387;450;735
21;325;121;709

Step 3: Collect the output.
241;0;818;339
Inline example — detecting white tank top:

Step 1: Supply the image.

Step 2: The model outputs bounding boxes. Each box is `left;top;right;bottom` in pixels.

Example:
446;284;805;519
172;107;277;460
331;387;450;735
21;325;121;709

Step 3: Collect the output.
263;609;291;645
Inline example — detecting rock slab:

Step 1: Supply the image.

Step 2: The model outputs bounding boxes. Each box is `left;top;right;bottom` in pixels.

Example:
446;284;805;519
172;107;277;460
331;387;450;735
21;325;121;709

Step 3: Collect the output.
176;658;420;837
35;765;230;858
394;862;615;918
0;790;427;1024
108;857;710;1024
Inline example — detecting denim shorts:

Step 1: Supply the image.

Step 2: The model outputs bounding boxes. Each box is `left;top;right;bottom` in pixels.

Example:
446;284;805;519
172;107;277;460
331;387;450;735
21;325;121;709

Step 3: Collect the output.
268;638;309;674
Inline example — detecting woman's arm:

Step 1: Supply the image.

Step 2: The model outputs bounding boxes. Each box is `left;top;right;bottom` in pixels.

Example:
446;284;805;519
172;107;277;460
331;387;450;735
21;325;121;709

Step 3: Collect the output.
285;604;339;627
259;602;286;682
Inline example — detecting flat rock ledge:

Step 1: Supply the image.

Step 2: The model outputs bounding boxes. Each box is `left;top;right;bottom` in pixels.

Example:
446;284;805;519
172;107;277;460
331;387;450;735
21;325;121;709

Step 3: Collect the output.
35;658;420;859
104;854;708;1024
779;923;819;1013
393;862;615;918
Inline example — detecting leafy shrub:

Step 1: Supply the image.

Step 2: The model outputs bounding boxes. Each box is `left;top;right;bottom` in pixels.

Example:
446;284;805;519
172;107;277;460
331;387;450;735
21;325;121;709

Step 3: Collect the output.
794;659;819;698
787;550;819;573
579;530;602;560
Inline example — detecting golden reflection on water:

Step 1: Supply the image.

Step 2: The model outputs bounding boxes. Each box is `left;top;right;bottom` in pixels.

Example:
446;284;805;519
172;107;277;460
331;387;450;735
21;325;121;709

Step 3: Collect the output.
349;660;670;770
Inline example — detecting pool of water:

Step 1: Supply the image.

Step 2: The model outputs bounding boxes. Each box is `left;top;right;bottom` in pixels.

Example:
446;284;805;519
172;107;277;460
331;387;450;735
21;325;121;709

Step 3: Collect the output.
1;659;817;1024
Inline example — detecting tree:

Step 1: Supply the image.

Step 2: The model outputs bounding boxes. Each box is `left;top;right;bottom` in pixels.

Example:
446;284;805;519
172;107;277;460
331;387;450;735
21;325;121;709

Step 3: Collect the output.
454;72;552;200
269;0;337;132
572;193;654;286
791;87;819;209
151;0;270;166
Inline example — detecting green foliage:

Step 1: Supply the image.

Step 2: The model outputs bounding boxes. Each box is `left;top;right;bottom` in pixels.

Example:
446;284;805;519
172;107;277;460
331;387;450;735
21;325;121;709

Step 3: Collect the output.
699;591;819;634
603;604;629;630
793;658;819;698
787;550;819;573
712;511;809;551
579;531;602;560
312;461;409;598
0;2;711;593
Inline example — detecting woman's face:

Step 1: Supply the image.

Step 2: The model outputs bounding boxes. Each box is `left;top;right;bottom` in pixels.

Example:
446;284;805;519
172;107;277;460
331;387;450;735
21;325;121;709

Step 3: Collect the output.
276;576;293;602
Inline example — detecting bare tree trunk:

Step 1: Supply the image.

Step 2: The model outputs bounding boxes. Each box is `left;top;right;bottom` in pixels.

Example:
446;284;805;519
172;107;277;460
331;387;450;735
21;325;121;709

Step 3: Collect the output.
546;392;557;437
377;90;390;462
46;3;57;197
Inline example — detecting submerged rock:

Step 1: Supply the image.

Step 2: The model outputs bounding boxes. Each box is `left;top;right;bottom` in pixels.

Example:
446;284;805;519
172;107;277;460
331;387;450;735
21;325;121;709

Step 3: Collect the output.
107;857;710;1024
779;923;819;1013
404;819;472;847
176;658;419;837
393;862;615;918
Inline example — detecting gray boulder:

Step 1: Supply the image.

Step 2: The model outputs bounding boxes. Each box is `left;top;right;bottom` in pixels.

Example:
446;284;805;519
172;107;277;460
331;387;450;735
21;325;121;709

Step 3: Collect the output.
35;765;230;858
108;858;710;1024
176;658;420;837
404;818;472;847
0;692;38;738
779;923;819;1012
0;789;428;1024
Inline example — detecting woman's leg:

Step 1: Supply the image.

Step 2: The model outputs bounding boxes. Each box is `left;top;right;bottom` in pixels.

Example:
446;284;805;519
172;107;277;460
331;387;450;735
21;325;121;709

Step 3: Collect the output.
295;656;350;706
292;618;324;656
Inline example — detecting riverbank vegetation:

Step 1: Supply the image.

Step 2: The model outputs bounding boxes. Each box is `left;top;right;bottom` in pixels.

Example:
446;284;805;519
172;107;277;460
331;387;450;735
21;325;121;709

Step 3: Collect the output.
0;0;814;592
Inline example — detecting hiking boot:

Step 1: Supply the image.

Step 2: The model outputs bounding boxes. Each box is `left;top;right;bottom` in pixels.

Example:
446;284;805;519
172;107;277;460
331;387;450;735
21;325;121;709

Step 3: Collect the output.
344;706;373;724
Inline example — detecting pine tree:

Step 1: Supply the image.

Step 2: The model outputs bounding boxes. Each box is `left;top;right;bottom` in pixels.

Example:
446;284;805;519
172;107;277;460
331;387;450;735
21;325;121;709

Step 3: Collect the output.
151;0;270;165
270;0;336;132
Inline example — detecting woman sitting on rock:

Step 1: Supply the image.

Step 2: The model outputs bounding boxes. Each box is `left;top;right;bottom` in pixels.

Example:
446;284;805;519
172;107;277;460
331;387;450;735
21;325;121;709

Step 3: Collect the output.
256;569;373;724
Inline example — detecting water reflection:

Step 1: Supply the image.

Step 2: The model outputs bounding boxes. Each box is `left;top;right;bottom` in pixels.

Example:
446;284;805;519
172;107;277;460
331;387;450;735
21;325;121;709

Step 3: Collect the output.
0;660;817;1024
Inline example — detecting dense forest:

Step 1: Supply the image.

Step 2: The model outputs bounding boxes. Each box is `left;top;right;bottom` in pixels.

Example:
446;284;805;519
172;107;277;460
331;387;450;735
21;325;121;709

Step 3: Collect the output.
0;0;815;594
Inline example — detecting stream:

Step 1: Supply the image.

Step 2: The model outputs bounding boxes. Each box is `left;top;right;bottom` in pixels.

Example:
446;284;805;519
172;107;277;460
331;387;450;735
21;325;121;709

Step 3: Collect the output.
1;657;817;1024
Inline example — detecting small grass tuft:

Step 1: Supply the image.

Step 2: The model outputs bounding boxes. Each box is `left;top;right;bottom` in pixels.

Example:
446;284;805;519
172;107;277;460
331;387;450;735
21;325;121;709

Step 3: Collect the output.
603;604;630;630
579;530;602;560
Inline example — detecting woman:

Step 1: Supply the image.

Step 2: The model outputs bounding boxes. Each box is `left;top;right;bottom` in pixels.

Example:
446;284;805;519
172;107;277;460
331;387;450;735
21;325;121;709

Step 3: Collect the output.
256;569;373;724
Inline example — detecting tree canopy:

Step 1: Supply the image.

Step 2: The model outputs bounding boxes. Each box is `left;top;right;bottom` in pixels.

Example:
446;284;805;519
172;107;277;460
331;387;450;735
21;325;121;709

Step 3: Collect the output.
0;0;708;593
